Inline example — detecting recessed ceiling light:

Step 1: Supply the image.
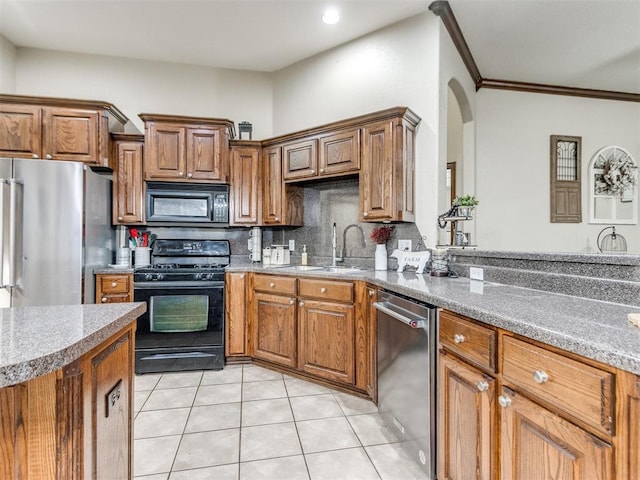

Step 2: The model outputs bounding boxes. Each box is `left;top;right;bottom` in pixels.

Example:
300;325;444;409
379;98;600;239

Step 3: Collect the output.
322;8;340;25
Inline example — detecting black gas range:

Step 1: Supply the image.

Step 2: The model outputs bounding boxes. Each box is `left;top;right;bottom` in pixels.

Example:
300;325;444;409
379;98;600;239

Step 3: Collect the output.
133;239;229;374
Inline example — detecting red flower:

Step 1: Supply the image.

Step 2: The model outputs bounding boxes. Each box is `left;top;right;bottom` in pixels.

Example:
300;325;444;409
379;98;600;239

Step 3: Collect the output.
370;226;395;244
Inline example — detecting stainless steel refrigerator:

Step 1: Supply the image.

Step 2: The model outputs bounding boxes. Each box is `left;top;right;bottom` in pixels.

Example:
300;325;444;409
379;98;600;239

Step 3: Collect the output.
0;158;114;307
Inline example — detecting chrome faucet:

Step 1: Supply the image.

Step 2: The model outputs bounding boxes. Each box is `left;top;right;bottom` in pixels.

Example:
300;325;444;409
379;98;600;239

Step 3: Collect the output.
340;224;367;263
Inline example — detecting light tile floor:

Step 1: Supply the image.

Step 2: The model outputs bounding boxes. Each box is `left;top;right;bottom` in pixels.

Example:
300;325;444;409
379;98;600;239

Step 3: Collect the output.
133;364;429;480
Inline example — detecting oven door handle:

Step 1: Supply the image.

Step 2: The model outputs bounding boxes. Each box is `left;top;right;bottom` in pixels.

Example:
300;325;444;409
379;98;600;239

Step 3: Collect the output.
134;281;225;289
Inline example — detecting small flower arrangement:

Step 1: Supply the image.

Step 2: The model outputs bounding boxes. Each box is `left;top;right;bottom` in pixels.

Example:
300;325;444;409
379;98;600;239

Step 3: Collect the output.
453;195;479;207
370;225;395;245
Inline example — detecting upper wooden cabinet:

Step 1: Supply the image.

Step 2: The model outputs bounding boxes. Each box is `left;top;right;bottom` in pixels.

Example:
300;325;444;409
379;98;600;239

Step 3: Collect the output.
283;139;317;180
262;146;303;226
140;114;234;183
360;108;419;222
111;133;144;225
230;141;261;226
0;94;128;168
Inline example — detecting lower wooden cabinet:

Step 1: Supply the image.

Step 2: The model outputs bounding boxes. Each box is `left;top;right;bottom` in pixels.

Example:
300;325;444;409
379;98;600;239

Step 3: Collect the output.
438;351;496;480
500;386;613;480
96;273;133;303
251;291;298;368
242;273;373;394
225;272;248;357
298;299;355;384
437;309;630;480
0;322;134;480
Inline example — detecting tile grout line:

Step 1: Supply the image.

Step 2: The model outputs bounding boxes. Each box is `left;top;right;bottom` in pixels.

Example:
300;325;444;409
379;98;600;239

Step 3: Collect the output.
284;375;313;480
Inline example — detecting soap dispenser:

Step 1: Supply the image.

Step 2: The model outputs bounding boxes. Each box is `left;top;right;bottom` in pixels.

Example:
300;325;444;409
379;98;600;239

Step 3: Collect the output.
301;245;308;265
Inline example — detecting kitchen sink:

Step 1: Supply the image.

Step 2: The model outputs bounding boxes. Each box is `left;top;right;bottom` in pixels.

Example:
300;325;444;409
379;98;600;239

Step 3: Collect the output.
323;266;370;274
269;265;325;272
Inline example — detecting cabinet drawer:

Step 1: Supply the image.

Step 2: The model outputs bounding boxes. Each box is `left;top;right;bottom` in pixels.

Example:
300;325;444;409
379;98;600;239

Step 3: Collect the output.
439;310;496;373
502;336;614;436
253;274;297;295
298;278;354;303
99;275;131;294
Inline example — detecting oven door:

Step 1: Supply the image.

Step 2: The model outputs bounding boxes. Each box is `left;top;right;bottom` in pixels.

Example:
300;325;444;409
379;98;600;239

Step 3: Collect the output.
134;280;224;373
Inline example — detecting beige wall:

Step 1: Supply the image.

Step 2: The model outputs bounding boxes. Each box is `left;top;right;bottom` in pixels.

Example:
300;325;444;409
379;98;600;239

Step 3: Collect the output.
13;48;274;136
475;89;640;253
0;34;17;92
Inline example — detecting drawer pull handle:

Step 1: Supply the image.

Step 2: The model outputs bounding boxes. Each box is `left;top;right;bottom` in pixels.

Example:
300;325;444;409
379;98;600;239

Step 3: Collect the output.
269;282;275;288
111;282;117;287
101;297;108;303
477;381;489;392
498;395;512;408
453;334;465;344
533;370;549;384
290;299;295;305
320;287;327;293
368;289;375;297
240;274;245;279
299;301;305;307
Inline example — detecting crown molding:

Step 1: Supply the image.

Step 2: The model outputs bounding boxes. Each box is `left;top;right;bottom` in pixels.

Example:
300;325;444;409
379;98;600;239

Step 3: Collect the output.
429;1;640;103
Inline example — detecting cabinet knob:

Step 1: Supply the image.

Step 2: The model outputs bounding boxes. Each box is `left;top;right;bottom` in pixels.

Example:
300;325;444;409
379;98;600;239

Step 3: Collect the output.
533;370;549;384
299;301;305;307
320;287;327;293
290;299;295;305
179;171;184;176
363;212;368;217
117;216;123;221
269;282;275;288
311;169;315;174
240;274;245;279
453;334;465;344
101;297;108;303
320;168;325;173
274;217;280;222
32;154;38;159
111;282;117;287
45;154;52;159
477;381;489;392
368;289;375;297
498;395;512;408
187;173;193;178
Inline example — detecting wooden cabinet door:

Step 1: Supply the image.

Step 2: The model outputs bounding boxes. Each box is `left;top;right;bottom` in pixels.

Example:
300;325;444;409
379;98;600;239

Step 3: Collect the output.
225;272;247;357
319;129;360;177
438;351;496;480
0;103;42;158
43;107;100;163
262;146;284;225
230;145;261;225
89;329;133;480
144;123;186;180
96;274;133;303
283;139;317;180
500;387;614;480
298;299;355;385
186;127;227;182
361;120;393;221
251;292;297;367
113;137;144;224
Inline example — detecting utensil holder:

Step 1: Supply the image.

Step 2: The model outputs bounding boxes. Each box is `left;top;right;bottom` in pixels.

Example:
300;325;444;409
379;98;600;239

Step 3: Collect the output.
134;247;151;268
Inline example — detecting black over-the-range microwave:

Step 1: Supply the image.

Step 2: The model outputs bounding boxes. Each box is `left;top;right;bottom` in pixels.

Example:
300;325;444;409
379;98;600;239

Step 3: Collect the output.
145;182;229;225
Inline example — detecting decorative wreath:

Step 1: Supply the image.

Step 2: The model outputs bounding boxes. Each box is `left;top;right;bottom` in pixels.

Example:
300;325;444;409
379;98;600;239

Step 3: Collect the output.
593;147;638;196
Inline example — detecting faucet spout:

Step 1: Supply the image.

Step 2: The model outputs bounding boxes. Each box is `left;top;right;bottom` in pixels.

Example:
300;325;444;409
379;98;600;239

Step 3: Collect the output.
332;223;340;267
341;224;367;261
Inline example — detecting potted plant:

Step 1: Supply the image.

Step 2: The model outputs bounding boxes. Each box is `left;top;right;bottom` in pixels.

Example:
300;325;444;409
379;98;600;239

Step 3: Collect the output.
371;225;395;270
453;195;479;218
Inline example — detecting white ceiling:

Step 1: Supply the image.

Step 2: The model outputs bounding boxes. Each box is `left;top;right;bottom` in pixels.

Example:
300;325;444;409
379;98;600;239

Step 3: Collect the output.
0;0;639;94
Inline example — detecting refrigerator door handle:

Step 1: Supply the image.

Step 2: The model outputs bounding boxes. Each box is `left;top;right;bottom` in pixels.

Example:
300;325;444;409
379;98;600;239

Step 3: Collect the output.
7;179;23;289
0;179;8;288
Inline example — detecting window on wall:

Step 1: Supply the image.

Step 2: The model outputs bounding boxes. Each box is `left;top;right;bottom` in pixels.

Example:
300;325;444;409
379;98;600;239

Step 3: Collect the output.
550;135;582;223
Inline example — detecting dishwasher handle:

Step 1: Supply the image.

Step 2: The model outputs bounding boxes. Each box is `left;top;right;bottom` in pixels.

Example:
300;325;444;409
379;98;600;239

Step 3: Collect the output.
374;301;426;329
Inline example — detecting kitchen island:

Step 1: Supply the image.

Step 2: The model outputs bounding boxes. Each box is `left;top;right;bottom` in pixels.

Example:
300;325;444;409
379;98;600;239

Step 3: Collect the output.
0;302;146;480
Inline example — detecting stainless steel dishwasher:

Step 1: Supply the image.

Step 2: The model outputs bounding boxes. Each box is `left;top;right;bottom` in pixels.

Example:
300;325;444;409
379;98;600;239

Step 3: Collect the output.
375;290;437;479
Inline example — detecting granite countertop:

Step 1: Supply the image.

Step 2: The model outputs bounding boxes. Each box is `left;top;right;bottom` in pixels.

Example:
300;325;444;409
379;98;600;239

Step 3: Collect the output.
94;266;135;274
0;302;146;387
228;264;640;375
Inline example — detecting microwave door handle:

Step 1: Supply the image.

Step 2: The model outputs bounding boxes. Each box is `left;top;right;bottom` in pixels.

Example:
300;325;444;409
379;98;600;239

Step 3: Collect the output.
7;180;23;288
